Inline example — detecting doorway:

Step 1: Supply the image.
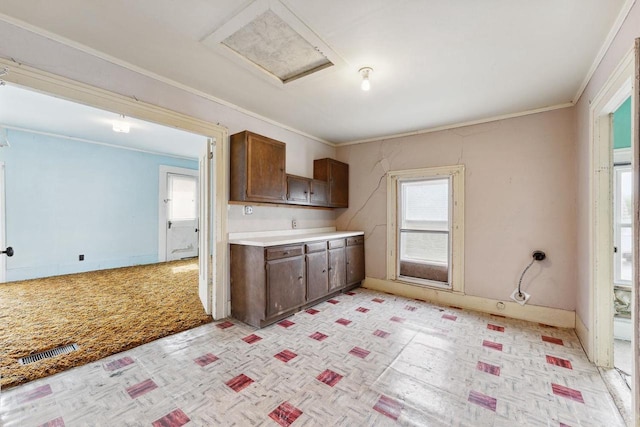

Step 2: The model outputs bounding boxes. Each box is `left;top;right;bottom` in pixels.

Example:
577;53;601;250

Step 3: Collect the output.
159;166;199;262
590;47;634;423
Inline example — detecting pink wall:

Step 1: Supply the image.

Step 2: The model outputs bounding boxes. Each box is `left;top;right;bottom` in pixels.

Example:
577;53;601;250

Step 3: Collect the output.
336;108;577;310
575;3;640;327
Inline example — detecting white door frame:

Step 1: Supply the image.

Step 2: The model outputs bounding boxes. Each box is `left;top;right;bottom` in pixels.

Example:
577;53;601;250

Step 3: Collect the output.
0;162;6;283
0;58;229;319
589;48;634;368
158;165;199;262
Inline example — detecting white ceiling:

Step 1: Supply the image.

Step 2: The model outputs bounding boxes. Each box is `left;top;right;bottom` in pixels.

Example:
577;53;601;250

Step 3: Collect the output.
0;0;628;144
0;84;206;158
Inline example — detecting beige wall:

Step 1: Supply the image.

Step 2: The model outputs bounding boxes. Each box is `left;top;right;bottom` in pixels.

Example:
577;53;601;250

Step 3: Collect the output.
575;3;640;328
336;108;577;310
0;20;337;235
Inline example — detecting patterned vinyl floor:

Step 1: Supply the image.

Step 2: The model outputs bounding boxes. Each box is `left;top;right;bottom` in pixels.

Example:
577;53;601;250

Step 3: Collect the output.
0;288;624;426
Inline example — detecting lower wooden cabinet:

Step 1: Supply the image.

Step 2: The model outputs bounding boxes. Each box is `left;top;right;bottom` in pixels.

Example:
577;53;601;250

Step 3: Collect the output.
306;249;328;302
346;236;365;285
328;239;346;292
266;255;305;318
230;236;365;328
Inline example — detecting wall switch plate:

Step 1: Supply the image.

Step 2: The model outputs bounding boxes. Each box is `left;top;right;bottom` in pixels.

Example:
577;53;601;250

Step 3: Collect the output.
292;219;298;229
243;205;253;215
79;254;84;261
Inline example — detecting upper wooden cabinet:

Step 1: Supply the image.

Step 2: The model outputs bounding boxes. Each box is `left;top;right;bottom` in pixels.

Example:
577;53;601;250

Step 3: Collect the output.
230;131;286;203
314;158;349;208
286;175;310;204
230;131;347;208
287;175;329;206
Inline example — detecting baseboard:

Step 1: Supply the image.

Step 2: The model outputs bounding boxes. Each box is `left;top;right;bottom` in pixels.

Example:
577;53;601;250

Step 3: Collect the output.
575;312;592;360
363;277;575;328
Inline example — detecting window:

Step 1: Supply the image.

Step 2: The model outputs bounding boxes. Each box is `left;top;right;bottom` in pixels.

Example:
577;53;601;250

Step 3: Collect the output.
167;173;198;221
613;164;632;285
387;165;464;292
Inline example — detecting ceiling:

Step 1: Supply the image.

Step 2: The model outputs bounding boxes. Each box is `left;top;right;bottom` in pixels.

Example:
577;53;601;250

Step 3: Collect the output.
0;0;628;144
0;84;206;158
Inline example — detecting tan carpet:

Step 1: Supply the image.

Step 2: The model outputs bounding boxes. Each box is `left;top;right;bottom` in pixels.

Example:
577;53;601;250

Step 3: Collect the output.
0;259;212;389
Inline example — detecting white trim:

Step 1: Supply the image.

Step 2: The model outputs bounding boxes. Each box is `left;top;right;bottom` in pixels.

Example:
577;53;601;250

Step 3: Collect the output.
0;162;5;283
576;312;592;359
589;48;634;368
614;147;633;163
340;103;574;146
0;58;230;319
158;166;199;263
0;24;333;147
386;165;465;294
572;0;638;104
363;277;575;328
1;125;197;161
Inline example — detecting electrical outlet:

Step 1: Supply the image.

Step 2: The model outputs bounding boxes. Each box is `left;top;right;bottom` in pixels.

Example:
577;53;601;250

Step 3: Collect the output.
79;254;84;261
292;219;298;229
243;205;253;215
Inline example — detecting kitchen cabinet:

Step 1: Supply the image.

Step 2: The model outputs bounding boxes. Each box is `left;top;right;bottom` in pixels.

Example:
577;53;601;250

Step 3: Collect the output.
230;234;364;328
346;236;365;285
305;242;328;302
286;175;310;204
328;239;347;292
310;180;328;206
230;131;286;203
314;158;349;208
266;248;305;318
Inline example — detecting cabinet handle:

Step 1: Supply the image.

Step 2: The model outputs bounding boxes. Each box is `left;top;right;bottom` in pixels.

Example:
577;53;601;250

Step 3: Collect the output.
298;276;303;280
328;267;332;271
310;192;314;195
283;251;289;255
322;269;326;273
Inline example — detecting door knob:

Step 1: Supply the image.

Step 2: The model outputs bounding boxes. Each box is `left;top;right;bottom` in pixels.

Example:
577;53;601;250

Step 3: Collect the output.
1;247;13;257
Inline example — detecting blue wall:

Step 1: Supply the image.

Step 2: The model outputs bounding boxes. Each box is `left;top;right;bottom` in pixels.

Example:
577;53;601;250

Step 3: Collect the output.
0;129;198;281
613;97;632;150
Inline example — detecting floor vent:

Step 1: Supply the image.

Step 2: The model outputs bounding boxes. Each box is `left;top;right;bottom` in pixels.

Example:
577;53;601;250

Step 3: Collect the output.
18;344;79;365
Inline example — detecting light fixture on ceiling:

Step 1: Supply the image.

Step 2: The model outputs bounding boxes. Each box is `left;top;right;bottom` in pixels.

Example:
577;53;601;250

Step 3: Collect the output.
359;67;373;91
112;115;130;133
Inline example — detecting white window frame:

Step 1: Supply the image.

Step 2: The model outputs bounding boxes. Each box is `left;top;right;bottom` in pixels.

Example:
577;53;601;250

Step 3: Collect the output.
387;165;465;293
613;163;632;287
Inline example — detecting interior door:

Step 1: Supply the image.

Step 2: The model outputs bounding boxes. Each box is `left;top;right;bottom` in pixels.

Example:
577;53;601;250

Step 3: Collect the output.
198;139;214;315
166;173;198;261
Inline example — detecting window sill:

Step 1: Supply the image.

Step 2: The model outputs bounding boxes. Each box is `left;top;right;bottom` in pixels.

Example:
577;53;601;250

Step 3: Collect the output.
393;276;464;295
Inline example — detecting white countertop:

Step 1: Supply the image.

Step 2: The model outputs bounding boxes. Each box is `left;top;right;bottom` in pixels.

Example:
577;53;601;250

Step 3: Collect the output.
229;229;364;247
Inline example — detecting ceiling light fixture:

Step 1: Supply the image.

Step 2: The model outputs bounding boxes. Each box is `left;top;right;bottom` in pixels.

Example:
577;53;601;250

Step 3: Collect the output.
359;67;373;91
112;115;130;133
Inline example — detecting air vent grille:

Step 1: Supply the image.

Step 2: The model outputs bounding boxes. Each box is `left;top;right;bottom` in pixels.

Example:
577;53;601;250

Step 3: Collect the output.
18;344;79;365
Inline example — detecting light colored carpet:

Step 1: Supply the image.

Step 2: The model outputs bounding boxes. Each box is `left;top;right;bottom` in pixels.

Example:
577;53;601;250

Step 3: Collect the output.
0;259;211;389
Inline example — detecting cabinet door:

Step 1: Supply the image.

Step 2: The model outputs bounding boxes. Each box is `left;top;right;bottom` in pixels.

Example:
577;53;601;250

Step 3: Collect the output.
328;160;349;207
247;133;286;202
328;247;346;292
287;175;310;204
306;251;328;301
310;180;328;206
266;256;305;318
346;244;365;285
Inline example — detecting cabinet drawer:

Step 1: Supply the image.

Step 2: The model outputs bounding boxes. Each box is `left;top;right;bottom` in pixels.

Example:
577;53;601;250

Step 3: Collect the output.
328;239;345;249
266;245;304;260
347;236;364;246
305;241;327;253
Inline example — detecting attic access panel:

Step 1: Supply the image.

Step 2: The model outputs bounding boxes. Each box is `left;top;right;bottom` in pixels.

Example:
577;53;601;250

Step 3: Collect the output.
222;10;332;83
202;0;342;85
